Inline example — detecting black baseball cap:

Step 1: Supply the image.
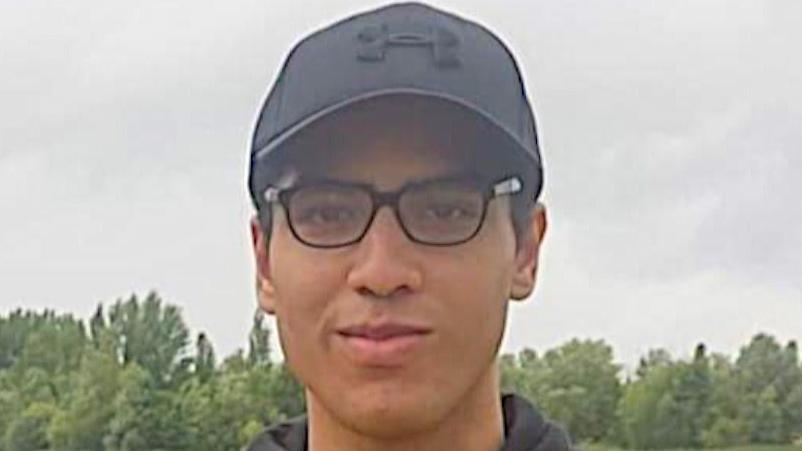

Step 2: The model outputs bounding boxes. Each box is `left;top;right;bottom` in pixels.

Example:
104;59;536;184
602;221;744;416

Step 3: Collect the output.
248;1;543;208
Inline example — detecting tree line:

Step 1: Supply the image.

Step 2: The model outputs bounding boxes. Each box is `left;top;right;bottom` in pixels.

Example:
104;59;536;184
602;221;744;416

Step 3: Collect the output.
1;291;800;450
501;337;802;448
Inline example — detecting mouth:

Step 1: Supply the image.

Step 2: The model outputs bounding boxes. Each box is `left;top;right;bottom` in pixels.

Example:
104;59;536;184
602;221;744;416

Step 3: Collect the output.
337;323;432;340
336;323;432;368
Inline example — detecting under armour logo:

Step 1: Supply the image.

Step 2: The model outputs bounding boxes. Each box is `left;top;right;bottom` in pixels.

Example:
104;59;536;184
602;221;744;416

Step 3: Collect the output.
356;23;461;68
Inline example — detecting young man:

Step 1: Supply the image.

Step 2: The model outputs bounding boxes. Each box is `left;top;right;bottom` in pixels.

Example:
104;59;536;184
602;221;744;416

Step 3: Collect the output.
246;2;572;450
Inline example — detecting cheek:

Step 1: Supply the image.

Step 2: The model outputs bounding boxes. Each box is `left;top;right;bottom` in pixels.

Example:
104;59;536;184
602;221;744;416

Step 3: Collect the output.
465;202;518;296
269;218;346;310
427;215;516;360
269;226;346;381
442;254;510;319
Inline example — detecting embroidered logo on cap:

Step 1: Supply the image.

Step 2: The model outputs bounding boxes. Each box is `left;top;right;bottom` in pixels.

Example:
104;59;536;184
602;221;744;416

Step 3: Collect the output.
356;23;461;68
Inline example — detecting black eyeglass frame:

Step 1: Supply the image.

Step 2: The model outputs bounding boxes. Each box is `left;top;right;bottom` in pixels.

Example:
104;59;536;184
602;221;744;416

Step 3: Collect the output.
263;174;523;248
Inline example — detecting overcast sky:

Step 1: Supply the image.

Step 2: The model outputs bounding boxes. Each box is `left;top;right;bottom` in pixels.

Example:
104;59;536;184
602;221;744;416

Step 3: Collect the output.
2;0;800;369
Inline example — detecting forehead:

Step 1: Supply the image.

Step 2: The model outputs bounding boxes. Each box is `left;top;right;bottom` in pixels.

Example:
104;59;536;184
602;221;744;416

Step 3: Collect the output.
281;95;493;188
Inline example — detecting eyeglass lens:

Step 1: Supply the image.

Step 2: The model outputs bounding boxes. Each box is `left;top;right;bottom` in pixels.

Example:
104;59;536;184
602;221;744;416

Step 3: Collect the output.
287;181;485;246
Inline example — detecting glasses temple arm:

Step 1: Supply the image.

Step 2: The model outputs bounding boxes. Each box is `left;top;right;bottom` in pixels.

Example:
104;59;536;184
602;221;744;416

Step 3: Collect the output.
492;177;522;197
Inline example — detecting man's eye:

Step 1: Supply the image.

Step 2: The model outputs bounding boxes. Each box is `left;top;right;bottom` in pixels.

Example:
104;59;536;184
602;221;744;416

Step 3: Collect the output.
296;206;356;224
425;204;477;220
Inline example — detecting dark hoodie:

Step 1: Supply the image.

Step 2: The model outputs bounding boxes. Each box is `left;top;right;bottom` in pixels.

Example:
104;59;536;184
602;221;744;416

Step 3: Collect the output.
245;393;573;451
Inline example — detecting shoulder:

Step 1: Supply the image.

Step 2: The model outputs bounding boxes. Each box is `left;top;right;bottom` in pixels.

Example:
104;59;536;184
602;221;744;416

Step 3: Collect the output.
243;415;308;451
501;392;575;451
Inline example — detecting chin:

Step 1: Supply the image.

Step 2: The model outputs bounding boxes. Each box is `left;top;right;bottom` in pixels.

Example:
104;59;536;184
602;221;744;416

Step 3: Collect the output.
330;383;449;438
340;401;442;439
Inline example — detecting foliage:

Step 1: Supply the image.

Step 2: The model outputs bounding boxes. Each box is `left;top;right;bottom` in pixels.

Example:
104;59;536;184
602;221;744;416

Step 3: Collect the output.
0;294;306;451
107;292;191;389
501;339;623;443
4;402;56;451
614;338;802;450
48;336;122;451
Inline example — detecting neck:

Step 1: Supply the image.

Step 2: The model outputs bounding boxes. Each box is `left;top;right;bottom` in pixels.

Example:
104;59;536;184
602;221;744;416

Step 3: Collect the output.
307;363;505;451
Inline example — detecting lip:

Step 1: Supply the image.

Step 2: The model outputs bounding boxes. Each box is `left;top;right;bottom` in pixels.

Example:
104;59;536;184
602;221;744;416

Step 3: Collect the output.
336;322;432;368
337;322;432;339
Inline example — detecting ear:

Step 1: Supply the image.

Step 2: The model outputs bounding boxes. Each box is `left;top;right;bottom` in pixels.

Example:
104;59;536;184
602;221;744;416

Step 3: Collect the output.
251;216;277;315
510;202;547;300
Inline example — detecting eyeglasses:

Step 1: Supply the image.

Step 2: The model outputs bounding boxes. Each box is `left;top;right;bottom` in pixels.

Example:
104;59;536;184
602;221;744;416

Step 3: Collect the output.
263;175;522;248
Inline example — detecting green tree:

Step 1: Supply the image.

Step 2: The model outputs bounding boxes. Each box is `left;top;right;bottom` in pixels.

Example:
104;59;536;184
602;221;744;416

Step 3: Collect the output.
103;364;191;451
618;345;713;449
181;368;269;451
745;386;784;444
0;377;23;451
89;303;106;348
49;334;122;451
4;402;56;451
618;362;677;449
635;348;672;379
780;340;802;441
500;341;621;444
0;310;86;377
0;309;46;370
736;333;802;442
701;353;749;447
180;351;304;450
701;416;749;448
672;343;713;447
538;339;621;443
785;382;802;442
248;310;271;367
194;332;216;383
221;348;250;373
108;292;191;388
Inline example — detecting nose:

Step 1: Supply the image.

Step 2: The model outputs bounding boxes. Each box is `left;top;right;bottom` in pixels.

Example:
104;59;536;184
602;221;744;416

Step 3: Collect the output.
346;207;423;298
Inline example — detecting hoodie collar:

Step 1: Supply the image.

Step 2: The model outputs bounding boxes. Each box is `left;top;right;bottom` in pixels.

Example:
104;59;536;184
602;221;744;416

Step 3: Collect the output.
246;392;570;451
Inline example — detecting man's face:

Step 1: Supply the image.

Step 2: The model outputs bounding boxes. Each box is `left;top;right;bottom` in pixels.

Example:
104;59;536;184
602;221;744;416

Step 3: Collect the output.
251;98;545;438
